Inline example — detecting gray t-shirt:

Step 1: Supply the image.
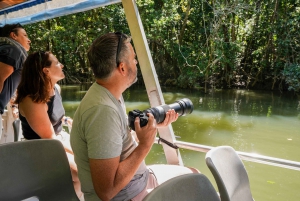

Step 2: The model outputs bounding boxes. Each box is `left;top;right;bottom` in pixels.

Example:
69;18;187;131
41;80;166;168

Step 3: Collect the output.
0;44;25;114
71;83;148;201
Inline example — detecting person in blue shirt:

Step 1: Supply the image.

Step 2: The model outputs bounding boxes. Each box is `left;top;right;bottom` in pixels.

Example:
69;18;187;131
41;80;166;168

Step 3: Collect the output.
0;23;30;139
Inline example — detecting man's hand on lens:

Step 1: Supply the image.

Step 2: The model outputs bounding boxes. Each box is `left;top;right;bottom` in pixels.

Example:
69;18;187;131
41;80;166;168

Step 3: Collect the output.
157;109;178;128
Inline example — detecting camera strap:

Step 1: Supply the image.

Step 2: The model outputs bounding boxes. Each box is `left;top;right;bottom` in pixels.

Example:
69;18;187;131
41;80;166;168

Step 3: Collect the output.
157;136;179;149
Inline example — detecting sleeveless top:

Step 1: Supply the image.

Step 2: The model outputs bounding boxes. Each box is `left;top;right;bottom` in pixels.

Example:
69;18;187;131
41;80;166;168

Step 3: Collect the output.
20;87;65;139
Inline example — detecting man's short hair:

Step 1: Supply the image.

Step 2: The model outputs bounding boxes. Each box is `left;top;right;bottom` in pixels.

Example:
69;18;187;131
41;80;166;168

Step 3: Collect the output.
87;32;131;80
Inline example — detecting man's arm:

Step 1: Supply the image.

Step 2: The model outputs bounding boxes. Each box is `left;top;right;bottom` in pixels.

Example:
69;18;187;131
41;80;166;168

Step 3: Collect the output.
0;62;14;93
89;114;157;201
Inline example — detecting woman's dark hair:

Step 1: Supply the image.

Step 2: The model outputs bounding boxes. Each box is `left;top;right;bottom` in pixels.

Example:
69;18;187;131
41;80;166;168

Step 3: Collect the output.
0;23;23;37
15;51;53;104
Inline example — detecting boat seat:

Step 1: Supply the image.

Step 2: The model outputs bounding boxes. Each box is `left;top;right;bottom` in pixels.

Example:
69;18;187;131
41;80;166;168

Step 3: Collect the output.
147;164;198;184
205;146;254;201
143;173;220;201
12;118;21;142
0;139;79;201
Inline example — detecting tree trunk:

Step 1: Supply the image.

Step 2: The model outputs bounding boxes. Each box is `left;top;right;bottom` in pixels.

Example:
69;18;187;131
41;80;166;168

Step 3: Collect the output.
179;0;191;45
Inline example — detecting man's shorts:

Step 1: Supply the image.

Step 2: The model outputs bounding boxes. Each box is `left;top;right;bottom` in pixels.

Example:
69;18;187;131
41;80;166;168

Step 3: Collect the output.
131;169;158;201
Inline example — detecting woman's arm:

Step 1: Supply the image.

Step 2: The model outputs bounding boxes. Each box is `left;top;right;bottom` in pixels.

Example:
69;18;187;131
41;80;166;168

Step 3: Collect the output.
19;96;73;154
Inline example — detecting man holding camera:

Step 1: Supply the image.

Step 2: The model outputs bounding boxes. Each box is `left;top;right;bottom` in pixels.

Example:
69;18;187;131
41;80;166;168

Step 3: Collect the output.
70;32;195;201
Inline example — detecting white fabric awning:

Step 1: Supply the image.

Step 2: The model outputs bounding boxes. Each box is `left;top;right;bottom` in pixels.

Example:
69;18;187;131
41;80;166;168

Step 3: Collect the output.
0;0;121;26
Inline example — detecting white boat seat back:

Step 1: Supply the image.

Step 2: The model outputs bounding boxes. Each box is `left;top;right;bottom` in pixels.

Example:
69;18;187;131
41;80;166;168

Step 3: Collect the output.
0;139;79;201
143;173;220;201
206;146;254;201
12;119;21;142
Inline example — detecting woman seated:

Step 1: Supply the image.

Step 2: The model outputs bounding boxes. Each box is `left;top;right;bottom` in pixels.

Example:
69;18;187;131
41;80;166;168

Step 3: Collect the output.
15;51;83;200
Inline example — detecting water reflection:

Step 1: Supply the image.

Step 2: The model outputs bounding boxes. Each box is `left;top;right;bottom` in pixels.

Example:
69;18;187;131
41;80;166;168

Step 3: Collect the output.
61;84;300;201
61;84;300;160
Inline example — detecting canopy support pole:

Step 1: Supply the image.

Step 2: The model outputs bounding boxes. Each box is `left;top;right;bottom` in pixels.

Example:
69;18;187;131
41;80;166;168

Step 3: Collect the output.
122;0;183;165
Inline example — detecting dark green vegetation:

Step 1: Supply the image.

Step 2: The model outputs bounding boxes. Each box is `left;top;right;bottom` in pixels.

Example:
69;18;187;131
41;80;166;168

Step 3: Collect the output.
24;0;300;93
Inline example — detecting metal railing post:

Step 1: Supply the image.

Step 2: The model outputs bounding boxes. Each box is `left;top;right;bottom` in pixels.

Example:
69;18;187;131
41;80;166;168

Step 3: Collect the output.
122;0;183;165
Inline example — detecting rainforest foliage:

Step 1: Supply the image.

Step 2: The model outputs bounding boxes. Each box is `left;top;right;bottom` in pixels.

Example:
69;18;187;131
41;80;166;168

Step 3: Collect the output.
24;0;300;93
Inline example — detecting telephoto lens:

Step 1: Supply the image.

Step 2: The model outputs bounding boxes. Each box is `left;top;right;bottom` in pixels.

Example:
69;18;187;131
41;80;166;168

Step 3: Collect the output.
128;98;193;131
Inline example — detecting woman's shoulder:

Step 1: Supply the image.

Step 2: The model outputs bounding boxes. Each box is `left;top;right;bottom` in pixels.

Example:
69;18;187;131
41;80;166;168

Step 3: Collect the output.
19;96;48;112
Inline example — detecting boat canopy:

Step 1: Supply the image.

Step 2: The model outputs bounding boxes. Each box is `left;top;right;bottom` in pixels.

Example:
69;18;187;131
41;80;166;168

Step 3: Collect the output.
0;0;121;26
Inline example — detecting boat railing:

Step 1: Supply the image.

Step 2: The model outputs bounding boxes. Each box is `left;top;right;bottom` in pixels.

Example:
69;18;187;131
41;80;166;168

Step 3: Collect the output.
2;109;300;172
154;138;300;171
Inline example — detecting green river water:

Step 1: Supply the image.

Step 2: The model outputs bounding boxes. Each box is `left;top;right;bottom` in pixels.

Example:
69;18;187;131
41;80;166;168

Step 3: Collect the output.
61;84;300;201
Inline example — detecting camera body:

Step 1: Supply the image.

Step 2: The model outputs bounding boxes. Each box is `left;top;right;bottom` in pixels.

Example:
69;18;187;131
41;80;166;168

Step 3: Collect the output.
128;98;193;131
